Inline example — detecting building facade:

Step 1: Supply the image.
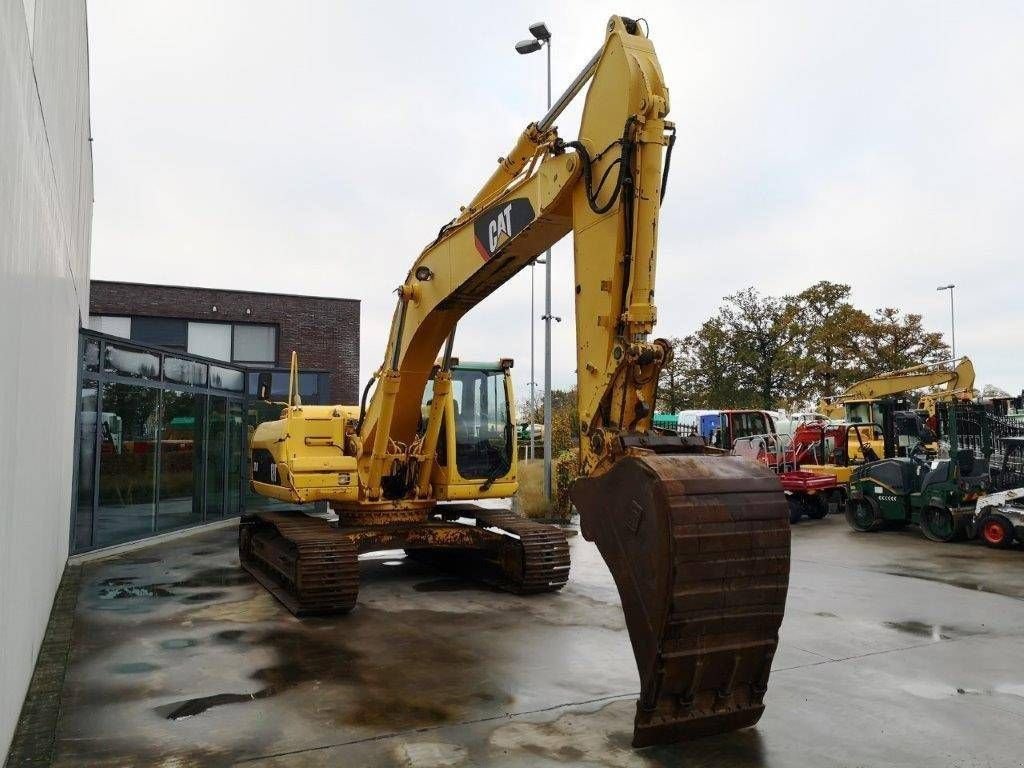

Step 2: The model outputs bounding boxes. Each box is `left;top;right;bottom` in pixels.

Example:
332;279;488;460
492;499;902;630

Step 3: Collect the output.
89;280;360;405
72;331;249;555
0;0;93;758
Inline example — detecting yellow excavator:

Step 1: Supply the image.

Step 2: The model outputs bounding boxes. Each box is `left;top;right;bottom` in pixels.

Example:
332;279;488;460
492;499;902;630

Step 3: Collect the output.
818;356;976;425
241;16;790;747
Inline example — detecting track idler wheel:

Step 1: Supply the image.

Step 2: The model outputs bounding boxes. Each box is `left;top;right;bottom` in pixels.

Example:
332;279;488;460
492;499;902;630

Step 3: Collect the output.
572;454;790;747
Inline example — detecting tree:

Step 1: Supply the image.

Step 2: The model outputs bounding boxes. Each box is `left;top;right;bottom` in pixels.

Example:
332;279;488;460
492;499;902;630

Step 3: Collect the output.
656;336;692;413
677;319;744;408
789;281;870;401
858;307;950;375
657;283;950;412
717;288;804;408
525;387;579;458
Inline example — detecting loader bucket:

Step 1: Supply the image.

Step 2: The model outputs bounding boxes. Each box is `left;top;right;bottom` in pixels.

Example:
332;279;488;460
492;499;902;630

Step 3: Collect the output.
571;453;790;747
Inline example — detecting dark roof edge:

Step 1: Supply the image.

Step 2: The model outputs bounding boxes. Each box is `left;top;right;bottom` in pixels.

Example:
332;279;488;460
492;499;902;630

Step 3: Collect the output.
90;279;360;305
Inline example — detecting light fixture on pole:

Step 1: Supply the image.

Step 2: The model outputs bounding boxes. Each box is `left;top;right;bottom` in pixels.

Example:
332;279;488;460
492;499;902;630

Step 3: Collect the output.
516;20;554;500
936;284;956;361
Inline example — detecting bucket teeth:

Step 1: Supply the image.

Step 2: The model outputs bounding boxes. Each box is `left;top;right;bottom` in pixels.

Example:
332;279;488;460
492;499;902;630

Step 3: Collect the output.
572;454;790;747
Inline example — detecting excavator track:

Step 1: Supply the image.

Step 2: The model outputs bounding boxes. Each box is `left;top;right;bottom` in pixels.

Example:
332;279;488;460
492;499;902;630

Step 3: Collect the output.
473;508;571;593
405;507;571;594
239;511;359;616
240;507;569;616
572;453;790;747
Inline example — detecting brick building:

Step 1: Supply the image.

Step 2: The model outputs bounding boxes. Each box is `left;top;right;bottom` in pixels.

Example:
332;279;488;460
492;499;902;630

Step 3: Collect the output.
89;280;360;404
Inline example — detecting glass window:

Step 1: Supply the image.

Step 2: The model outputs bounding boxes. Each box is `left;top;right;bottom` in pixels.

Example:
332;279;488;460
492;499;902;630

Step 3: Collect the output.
83;338;100;371
233;324;276;363
157;390;206;532
207;396;227;518
188;322;232;361
246;370;325;403
131;317;187;351
847;402;872;424
210;365;245;392
89;315;131;338
164;356;208;386
451;368;511;480
730;412;769;441
104;343;160;379
96;383;159;547
74;380;99;552
227;400;244;516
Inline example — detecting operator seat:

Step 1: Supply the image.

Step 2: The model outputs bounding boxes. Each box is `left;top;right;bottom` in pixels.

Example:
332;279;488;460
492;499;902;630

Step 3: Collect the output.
919;460;952;493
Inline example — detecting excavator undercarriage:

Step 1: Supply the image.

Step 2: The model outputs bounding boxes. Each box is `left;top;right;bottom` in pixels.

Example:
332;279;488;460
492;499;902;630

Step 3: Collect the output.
239;506;571;615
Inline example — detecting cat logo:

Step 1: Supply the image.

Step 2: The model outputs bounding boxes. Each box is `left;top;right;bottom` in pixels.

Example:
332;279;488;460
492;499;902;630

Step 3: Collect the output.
473;198;535;260
488;204;513;252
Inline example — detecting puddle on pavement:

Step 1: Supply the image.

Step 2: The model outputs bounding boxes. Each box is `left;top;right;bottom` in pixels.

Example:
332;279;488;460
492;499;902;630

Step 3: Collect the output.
181;590;227;604
814;611;838;618
111;662;161;674
213;629;246;642
882;619;986;641
98;584;172;600
160;638;200;650
171;567;253;589
160;690;272;720
883;569;1004;596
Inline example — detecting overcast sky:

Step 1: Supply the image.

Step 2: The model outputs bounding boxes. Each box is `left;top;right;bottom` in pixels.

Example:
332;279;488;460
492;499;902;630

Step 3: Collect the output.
87;1;1023;400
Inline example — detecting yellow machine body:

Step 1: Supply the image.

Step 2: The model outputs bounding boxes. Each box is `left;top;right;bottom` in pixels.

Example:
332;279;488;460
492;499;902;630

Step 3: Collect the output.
251;361;518;505
818;356;976;421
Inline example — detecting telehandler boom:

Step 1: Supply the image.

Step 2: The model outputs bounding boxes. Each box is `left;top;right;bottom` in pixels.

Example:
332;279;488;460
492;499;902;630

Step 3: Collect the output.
242;16;790;747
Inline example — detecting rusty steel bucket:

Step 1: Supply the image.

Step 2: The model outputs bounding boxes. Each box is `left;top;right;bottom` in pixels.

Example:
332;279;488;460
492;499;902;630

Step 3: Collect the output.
572;453;790;747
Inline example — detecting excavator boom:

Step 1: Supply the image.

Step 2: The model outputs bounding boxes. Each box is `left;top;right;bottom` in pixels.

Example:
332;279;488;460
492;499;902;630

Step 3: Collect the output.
819;356;975;420
241;16;790;747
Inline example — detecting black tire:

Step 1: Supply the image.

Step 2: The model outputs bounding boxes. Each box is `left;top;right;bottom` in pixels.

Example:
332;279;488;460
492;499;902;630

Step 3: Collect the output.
788;497;803;524
846;498;881;532
806;495;828;520
919;506;964;543
979;515;1014;549
829;489;848;516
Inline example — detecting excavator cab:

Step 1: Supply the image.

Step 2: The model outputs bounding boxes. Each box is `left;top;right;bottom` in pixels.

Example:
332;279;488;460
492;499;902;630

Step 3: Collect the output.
423;360;517;500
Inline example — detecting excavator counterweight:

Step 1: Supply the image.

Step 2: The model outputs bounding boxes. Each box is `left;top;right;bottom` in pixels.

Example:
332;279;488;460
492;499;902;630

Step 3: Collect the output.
241;16;790;748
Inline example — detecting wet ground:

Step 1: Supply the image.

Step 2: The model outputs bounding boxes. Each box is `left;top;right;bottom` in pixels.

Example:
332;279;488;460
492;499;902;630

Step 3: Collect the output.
39;513;1024;767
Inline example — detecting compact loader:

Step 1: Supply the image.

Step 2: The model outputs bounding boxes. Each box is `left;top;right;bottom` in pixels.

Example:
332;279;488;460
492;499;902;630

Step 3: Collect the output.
242;16;790;747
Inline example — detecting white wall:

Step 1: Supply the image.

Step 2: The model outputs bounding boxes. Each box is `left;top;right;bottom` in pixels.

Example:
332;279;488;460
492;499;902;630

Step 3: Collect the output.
0;0;92;758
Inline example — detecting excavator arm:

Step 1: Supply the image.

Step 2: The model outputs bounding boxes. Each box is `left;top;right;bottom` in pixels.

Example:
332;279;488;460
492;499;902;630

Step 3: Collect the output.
357;15;673;499
819;357;976;420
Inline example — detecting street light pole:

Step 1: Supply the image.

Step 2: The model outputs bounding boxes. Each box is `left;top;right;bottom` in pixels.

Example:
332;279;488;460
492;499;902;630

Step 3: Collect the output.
529;262;535;461
542;33;554;503
516;21;554;501
937;284;956;361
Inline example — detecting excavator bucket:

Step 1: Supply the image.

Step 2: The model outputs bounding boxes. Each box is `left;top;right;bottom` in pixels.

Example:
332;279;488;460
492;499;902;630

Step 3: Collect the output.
572;453;790;747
